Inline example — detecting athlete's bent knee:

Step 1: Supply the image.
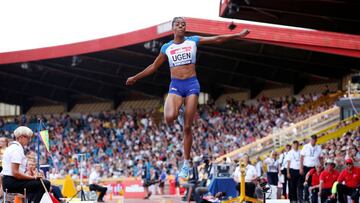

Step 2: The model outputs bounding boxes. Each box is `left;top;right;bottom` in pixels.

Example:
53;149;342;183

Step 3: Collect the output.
165;114;176;124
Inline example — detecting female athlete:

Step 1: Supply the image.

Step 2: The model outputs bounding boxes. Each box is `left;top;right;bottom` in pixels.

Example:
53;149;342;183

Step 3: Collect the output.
126;17;250;178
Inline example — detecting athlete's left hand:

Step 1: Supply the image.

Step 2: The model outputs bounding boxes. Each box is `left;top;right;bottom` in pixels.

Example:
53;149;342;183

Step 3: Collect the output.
126;76;137;85
239;29;250;37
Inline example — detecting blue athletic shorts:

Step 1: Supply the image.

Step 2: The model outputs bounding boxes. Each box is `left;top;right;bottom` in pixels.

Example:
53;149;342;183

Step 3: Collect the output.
168;76;200;98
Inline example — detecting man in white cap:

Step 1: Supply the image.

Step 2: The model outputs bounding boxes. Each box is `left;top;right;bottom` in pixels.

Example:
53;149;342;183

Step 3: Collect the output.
319;159;339;203
2;126;51;203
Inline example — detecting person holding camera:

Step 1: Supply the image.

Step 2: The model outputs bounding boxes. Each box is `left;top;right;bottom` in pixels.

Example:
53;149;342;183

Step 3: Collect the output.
202;155;214;182
141;156;153;199
184;159;201;202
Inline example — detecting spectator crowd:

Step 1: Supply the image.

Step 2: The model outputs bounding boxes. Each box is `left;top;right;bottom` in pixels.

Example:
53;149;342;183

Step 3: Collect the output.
1;93;358;203
0;94;337;181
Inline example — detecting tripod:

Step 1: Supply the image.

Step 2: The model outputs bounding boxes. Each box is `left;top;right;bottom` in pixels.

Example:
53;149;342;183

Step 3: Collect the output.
67;154;87;202
68;185;86;201
260;185;270;203
222;161;261;203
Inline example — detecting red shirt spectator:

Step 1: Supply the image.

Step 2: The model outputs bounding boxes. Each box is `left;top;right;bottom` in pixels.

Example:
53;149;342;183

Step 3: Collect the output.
308;168;321;186
320;169;339;189
338;159;360;188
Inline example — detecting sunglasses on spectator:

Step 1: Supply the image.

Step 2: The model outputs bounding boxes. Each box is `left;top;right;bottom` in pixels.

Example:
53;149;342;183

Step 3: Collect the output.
346;163;353;165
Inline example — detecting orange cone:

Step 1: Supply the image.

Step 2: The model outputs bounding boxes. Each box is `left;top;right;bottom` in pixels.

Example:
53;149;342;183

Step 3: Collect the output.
109;191;113;200
14;195;22;203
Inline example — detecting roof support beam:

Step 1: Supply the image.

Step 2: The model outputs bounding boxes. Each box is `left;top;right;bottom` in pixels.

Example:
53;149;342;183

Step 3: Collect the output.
36;62;163;98
0;68;106;101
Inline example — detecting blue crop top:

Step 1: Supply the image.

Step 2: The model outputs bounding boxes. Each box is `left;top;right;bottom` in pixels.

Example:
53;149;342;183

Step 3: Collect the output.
160;36;200;68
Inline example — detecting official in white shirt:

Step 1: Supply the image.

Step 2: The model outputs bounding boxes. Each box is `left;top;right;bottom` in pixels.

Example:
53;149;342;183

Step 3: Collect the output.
89;164;107;202
299;134;322;202
264;151;279;186
2;126;50;203
286;140;301;203
233;154;258;198
278;144;291;198
255;156;263;178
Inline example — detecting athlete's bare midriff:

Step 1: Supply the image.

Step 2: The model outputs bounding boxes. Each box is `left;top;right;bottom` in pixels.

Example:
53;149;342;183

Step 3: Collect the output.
170;64;196;79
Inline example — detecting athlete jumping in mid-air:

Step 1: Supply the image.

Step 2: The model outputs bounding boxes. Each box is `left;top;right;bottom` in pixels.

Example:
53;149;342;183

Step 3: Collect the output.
126;17;250;179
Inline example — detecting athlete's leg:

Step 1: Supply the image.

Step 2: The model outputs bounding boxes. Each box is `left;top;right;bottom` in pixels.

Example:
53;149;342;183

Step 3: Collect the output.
183;94;198;160
164;93;183;124
178;94;198;179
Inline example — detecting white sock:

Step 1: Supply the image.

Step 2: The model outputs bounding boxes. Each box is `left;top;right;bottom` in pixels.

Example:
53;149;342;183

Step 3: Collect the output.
183;159;189;166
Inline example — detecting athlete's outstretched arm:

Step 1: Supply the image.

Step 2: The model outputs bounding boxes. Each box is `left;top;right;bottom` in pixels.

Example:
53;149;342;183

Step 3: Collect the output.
198;29;250;45
126;53;167;85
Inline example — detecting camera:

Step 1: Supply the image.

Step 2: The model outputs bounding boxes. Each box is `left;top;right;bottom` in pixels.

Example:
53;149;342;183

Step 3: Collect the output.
214;164;232;178
258;178;270;193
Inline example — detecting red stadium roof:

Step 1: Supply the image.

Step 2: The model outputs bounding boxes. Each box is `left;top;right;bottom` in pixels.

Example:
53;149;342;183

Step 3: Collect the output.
0;17;359;108
219;0;360;35
0;17;359;65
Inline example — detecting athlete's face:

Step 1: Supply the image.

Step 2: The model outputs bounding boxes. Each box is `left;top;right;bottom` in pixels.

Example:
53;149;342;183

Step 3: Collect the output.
173;19;186;36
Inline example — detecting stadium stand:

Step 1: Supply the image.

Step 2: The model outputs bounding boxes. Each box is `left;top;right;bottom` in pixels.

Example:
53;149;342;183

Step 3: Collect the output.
299;83;338;96
215;91;249;108
71;102;113;114
117;99;161;113
27;105;66;116
0;92;339;179
255;87;293;99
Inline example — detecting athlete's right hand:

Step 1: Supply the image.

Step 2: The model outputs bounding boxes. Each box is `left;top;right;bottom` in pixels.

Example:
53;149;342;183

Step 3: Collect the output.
126;76;137;85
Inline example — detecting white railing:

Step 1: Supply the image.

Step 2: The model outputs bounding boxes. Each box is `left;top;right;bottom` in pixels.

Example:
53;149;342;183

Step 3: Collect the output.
216;106;340;162
275;106;340;148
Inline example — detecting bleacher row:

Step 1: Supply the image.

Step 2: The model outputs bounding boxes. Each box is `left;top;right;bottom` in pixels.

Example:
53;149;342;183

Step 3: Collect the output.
23;83;338;116
26;100;161;116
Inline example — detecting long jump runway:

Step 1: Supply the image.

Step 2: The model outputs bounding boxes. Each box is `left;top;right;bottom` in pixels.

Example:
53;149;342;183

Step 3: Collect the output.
103;195;185;203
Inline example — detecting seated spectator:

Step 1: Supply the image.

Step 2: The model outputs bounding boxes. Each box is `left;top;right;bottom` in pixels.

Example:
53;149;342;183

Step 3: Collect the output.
319;159;339;203
335;158;360;203
183;158;201;203
304;163;323;203
2;126;51;203
25;158;63;202
234;154;258;198
88;164;107;202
